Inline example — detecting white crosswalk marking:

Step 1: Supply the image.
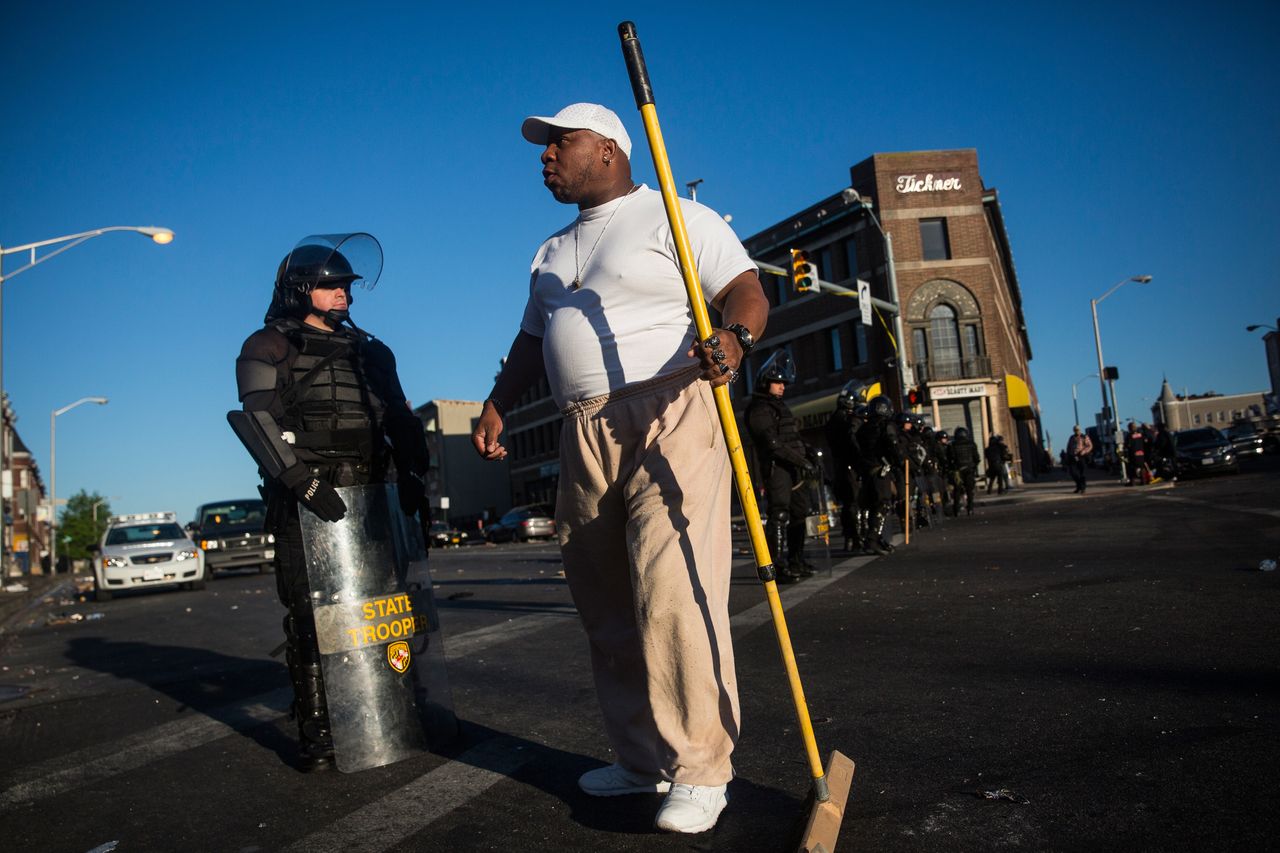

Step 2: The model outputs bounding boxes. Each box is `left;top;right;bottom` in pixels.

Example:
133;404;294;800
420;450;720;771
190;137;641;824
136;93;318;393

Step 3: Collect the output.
282;737;531;853
0;687;291;807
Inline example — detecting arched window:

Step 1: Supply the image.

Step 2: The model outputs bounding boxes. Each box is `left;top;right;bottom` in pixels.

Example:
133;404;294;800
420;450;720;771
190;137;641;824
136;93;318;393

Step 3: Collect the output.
928;303;962;378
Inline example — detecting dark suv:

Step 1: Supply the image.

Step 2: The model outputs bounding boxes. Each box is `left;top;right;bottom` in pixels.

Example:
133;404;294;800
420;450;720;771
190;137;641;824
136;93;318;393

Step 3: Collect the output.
191;499;275;575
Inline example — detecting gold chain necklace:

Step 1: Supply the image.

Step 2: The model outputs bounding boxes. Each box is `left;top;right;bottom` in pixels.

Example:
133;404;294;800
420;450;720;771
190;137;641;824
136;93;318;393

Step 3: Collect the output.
572;184;639;290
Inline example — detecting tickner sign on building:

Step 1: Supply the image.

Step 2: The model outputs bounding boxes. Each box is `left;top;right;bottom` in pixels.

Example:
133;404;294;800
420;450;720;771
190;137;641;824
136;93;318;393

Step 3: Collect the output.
932;383;986;399
896;173;964;193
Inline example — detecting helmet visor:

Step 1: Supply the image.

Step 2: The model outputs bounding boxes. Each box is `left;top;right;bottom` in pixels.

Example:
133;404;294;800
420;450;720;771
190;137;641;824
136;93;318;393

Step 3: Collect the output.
283;232;383;292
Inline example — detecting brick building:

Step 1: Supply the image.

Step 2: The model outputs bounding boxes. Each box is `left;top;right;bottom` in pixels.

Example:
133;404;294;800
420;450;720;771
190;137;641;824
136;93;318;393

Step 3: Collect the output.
3;393;50;575
739;148;1045;480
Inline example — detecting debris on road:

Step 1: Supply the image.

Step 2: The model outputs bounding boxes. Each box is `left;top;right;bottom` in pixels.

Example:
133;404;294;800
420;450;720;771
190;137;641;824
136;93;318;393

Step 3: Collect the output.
46;612;85;626
977;788;1030;804
3;583;30;593
1260;559;1276;572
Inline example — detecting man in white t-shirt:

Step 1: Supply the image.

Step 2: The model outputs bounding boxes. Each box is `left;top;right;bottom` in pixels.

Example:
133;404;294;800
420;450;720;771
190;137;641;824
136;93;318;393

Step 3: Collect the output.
472;103;768;834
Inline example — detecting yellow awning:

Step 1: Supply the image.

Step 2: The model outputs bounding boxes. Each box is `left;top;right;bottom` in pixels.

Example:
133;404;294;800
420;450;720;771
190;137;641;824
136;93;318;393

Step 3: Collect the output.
1005;373;1033;417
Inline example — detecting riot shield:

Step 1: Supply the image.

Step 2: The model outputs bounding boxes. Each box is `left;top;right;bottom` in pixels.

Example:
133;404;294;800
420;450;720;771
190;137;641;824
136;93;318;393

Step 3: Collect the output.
802;464;834;575
300;483;457;773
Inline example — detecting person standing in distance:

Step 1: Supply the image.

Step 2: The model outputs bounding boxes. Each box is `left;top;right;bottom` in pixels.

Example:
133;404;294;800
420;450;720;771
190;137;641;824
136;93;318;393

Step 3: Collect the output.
1065;425;1093;494
746;351;815;583
471;104;769;834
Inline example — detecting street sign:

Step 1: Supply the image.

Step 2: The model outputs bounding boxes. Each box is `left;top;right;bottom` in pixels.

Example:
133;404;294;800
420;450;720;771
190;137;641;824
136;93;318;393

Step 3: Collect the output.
858;279;872;325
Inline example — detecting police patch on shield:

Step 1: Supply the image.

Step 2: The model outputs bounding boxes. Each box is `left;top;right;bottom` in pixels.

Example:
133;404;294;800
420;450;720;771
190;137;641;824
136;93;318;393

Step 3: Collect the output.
387;641;411;674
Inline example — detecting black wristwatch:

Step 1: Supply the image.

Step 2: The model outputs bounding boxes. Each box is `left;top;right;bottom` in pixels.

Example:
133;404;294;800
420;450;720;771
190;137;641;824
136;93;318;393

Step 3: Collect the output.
724;323;755;354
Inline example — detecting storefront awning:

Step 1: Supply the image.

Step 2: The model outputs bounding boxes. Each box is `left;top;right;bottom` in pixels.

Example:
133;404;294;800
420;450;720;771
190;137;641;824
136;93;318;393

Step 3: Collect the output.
1005;374;1034;419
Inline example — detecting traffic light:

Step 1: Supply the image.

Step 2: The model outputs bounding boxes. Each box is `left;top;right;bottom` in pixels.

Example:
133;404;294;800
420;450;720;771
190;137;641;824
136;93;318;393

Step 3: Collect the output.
790;248;815;292
906;387;922;407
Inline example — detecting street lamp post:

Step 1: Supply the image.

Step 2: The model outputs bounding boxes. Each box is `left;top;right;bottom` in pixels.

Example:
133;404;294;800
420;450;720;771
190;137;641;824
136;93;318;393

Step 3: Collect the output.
0;226;171;574
1090;275;1153;481
92;495;122;524
843;189;910;405
49;397;109;574
1072;373;1100;427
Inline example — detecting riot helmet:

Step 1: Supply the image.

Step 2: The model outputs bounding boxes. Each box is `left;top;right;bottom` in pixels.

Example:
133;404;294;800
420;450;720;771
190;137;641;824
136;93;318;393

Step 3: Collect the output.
867;394;894;420
853;404;870;419
755;350;796;388
936;430;950;442
836;378;874;413
954;426;970;440
266;233;384;325
894;412;912;428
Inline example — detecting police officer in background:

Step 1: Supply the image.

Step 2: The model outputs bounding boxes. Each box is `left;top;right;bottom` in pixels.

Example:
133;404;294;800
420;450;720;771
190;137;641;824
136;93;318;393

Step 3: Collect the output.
230;234;429;771
856;395;901;555
948;426;981;516
746;352;813;583
825;382;866;553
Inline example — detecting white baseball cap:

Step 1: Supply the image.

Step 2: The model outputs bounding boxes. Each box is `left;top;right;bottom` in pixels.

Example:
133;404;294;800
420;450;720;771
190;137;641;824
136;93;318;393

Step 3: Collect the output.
521;103;632;159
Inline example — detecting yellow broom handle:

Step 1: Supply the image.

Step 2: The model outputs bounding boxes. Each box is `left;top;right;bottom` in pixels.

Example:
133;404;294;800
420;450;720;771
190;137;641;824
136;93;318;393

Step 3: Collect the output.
619;21;827;790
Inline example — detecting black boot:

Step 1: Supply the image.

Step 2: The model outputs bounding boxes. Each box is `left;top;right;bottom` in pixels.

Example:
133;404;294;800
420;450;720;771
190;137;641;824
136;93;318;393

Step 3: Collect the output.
284;614;335;772
770;517;801;584
865;511;894;555
786;522;815;577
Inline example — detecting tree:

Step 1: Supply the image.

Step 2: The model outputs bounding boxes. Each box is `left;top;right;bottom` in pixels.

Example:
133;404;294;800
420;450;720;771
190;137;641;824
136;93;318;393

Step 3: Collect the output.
58;490;112;562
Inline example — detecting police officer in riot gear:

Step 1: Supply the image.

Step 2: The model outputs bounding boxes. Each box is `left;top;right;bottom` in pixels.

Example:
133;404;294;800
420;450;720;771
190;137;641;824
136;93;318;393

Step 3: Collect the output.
825;380;866;553
856;394;901;555
948;426;981;516
746;352;813;583
229;234;429;771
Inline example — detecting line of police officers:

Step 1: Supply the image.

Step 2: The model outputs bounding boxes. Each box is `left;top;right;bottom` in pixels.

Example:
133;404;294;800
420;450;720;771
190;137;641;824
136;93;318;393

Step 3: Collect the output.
745;353;984;583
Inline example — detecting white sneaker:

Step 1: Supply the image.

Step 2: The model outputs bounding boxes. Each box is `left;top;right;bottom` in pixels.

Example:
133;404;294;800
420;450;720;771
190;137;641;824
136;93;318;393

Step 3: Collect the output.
654;783;728;833
578;763;672;797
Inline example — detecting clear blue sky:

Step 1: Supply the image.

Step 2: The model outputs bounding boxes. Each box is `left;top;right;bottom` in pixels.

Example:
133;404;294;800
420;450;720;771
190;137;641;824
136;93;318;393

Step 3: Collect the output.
3;1;1277;518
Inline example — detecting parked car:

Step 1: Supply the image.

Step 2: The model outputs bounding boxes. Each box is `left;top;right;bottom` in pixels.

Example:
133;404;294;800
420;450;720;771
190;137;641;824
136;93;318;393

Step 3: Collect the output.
92;511;206;602
190;499;275;575
485;504;556;543
1225;422;1266;457
428;521;465;549
1173;428;1239;477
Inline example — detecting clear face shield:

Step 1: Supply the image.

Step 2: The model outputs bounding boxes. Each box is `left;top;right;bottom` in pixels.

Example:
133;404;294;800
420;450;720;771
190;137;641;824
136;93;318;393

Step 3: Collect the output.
282;232;384;295
756;350;797;387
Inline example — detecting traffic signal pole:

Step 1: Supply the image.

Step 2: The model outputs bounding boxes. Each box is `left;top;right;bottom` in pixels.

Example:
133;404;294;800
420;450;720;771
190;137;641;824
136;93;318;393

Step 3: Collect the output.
754;258;909;403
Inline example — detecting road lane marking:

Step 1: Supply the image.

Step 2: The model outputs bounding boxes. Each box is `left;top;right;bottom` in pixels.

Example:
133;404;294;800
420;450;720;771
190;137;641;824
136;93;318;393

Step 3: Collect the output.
0;687;292;807
443;611;576;659
730;554;872;640
1152;494;1280;520
282;737;531;853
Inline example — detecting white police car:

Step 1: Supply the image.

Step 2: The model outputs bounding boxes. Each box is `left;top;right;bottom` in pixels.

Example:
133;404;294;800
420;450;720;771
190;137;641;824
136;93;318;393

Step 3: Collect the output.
93;511;207;602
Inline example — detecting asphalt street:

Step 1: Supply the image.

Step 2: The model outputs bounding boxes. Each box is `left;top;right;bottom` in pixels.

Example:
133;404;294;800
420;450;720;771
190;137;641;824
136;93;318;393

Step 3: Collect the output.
1;456;1277;852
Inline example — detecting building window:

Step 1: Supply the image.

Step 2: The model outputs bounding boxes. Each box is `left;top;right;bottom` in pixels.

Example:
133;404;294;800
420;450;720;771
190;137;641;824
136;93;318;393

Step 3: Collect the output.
1194;414;1201;425
963;324;981;357
817;246;833;284
829;328;843;371
928;303;962;378
920;218;951;261
775;276;790;306
844;239;859;281
912;327;928;366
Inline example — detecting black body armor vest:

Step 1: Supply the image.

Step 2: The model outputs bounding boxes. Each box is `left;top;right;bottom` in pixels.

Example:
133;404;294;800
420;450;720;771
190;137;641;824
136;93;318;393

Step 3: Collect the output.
278;323;389;485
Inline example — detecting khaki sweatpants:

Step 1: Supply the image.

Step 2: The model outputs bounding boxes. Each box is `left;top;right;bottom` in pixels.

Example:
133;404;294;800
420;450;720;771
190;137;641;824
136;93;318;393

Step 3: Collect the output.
557;367;739;786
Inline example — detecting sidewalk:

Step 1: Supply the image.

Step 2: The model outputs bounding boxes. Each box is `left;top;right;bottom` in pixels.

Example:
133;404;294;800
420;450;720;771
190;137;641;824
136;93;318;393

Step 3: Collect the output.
0;572;80;637
978;466;1173;507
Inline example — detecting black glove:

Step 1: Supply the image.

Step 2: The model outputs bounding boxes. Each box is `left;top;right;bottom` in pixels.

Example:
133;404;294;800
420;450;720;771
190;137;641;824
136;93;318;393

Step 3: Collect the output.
281;464;346;522
397;473;426;517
